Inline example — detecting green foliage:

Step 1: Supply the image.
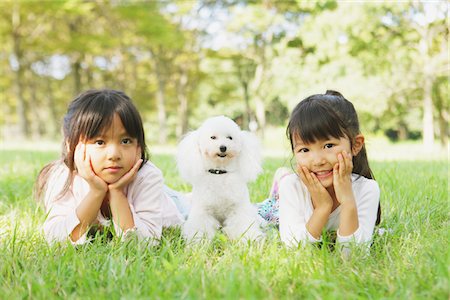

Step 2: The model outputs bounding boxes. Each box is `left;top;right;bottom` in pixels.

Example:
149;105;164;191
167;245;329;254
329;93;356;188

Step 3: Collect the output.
0;149;448;299
0;1;448;145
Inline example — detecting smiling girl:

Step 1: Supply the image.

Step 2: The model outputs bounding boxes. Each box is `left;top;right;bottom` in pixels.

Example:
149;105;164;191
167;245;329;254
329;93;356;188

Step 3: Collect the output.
260;90;381;249
35;89;186;245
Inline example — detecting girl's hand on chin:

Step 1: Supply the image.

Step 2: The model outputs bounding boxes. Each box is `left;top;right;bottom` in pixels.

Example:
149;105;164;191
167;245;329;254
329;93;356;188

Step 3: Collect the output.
108;153;143;194
298;165;333;211
333;151;354;204
74;142;108;193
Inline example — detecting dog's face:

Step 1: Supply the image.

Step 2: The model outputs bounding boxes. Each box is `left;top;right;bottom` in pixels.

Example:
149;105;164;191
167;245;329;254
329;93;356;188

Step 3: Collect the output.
177;115;262;183
197;116;242;165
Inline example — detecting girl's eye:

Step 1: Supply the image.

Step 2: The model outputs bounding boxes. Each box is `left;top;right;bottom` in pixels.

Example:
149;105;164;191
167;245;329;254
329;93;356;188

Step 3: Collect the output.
227;136;233;140
324;143;334;149
94;140;105;146
298;148;308;153
211;136;216;140
122;138;133;144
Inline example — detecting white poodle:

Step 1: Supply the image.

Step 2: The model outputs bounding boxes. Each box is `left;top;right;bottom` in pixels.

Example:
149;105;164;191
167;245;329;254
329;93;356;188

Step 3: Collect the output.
176;115;265;242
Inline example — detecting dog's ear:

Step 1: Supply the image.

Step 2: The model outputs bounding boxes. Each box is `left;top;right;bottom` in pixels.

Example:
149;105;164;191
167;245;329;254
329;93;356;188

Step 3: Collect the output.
238;130;263;182
176;130;203;184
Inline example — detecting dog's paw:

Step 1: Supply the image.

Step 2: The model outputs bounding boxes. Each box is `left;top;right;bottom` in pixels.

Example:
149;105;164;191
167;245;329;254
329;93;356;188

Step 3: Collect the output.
182;217;218;243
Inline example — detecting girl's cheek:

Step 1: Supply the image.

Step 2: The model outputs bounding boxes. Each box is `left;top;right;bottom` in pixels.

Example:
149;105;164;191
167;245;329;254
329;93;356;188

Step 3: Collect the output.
295;157;305;169
136;146;142;159
295;152;304;161
84;144;94;157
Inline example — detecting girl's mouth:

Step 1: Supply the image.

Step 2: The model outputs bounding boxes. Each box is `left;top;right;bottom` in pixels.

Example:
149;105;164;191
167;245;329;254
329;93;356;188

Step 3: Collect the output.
105;166;122;173
314;170;333;179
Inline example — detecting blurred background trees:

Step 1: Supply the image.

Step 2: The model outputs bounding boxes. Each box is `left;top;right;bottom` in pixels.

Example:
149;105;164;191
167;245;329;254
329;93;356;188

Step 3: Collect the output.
0;0;448;147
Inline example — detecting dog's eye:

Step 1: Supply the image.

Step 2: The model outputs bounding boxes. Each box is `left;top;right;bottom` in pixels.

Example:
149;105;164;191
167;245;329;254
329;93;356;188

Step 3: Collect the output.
227;136;233;140
210;136;216;140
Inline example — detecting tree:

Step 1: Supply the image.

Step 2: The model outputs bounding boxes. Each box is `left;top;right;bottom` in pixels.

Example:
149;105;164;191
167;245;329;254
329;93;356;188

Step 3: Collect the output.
116;3;185;144
0;1;57;138
347;1;448;147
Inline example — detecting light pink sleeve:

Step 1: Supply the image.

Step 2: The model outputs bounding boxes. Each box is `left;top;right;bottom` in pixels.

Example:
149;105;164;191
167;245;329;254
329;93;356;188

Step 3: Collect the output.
120;164;164;241
43;165;86;245
279;174;321;247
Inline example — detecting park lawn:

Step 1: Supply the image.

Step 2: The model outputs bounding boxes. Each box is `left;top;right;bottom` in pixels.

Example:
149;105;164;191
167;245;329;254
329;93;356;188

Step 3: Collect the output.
0;149;448;299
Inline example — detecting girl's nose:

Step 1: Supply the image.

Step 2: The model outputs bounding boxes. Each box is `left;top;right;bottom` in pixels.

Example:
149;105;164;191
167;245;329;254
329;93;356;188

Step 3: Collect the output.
107;144;121;160
311;152;325;166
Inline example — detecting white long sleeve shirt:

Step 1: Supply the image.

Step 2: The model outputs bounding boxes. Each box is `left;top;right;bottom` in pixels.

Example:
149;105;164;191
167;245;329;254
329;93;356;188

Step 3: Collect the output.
43;161;183;245
279;173;380;248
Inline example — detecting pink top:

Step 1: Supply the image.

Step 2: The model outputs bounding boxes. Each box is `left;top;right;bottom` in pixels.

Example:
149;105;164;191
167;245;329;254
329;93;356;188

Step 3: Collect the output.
43;161;183;245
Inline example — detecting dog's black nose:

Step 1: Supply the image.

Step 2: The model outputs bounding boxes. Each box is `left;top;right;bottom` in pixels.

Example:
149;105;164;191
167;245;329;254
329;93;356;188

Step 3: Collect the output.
220;145;227;153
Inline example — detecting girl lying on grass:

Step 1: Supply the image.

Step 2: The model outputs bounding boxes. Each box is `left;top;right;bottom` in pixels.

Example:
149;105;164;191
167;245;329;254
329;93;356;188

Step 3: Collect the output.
258;90;381;250
35;89;188;245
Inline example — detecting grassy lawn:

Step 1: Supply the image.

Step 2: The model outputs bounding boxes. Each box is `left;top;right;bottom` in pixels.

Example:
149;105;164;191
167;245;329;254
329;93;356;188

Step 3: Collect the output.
0;146;448;299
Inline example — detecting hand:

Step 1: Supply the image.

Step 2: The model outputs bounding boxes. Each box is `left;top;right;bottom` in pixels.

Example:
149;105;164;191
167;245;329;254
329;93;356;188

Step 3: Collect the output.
107;150;141;232
108;149;142;194
333;151;354;204
74;142;108;194
298;165;333;212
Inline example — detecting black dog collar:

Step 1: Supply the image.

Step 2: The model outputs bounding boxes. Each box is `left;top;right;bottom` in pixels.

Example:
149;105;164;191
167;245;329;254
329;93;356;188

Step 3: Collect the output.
208;169;227;175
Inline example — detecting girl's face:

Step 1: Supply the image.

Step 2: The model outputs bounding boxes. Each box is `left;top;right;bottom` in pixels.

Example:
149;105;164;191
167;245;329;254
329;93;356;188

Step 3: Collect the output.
84;114;140;184
293;135;353;188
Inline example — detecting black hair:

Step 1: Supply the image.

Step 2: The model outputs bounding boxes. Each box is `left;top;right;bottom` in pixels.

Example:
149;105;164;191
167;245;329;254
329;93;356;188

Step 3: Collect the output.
287;90;380;225
35;89;149;202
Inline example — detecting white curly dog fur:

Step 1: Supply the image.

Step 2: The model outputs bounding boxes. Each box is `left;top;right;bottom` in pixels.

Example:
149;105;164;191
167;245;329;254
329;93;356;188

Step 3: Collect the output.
177;116;265;242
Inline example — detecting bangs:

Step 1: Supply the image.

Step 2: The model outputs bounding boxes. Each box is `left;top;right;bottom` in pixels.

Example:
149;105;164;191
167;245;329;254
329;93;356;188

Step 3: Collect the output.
288;99;347;145
116;104;143;140
74;91;144;141
77;96;116;140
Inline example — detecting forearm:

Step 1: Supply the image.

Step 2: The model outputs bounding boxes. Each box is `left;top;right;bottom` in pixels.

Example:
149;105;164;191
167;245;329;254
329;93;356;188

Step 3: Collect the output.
109;190;135;232
306;206;331;239
72;190;105;241
338;199;359;236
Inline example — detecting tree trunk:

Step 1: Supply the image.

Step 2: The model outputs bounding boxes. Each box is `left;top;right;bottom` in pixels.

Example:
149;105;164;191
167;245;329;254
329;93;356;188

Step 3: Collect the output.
29;77;46;137
434;80;449;147
46;78;59;136
73;58;82;95
12;4;30;138
251;63;266;136
422;73;434;149
437;111;448;146
155;76;167;144
241;80;251;130
150;48;168;144
176;68;189;138
254;96;266;137
69;21;83;95
419;26;435;149
85;54;94;87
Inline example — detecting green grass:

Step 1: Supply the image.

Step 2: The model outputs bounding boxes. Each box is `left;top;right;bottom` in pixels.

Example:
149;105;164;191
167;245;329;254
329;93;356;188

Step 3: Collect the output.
0;149;448;299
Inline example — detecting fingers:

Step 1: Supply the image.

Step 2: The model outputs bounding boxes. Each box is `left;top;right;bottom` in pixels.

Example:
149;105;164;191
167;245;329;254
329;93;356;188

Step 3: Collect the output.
110;159;143;190
333;162;339;180
298;165;312;184
132;158;143;173
307;169;320;186
299;165;323;189
136;146;142;162
118;158;142;183
297;164;307;181
335;151;353;177
74;142;87;172
345;151;353;171
338;152;345;177
74;142;97;178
